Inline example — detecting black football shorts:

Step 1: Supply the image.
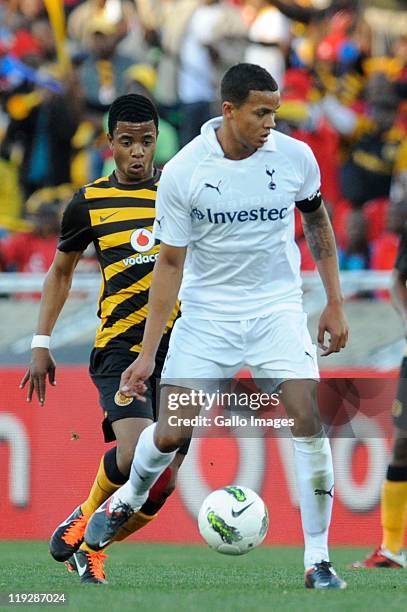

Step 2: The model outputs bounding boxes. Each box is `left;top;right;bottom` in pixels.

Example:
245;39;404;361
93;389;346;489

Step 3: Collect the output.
89;347;161;443
89;346;192;455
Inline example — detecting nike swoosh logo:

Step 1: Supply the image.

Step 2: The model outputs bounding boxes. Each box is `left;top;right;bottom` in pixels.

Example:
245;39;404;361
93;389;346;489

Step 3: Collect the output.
74;553;87;577
58;510;80;527
231;501;254;518
99;212;118;223
99;538;111;548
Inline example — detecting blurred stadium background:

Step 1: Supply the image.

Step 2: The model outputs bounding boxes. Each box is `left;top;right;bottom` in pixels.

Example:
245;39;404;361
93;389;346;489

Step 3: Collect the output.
1;0;407;549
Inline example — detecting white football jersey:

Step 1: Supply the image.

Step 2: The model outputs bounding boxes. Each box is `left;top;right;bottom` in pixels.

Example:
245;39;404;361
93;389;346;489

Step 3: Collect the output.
154;117;321;320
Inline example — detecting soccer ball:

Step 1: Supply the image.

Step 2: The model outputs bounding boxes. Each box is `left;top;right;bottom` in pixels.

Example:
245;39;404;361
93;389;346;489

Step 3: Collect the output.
198;485;269;555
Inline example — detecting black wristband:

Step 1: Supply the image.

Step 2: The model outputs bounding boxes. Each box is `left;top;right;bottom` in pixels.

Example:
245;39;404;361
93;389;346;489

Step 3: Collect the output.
386;464;407;482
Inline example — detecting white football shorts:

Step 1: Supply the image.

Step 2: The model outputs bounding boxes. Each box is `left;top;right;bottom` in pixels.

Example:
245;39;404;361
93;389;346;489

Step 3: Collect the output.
161;309;319;391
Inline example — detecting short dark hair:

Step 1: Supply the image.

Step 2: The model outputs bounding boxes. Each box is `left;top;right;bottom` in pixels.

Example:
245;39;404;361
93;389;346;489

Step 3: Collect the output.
221;63;278;107
108;94;159;135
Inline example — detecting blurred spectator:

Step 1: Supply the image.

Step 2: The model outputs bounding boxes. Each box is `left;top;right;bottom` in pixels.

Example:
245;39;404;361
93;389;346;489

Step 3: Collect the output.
338;209;370;270
68;0;149;65
78;14;134;115
364;197;389;242
67;0;135;48
0;199;59;274
64;1;86;17
174;0;246;145
339;74;402;207
296;69;404;209
152;0;246;144
371;199;407;273
245;0;291;88
2;0;45;30
141;0;200;109
0;74;80;199
368;136;407;283
265;0;360;25
177;0;226;145
30;15;57;63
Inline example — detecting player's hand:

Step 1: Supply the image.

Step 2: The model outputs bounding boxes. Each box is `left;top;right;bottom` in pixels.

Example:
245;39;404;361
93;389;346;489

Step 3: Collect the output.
318;302;349;357
119;354;155;400
19;349;56;405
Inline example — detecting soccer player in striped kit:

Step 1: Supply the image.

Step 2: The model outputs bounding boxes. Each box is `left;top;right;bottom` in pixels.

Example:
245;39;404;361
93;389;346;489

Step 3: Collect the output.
21;94;188;583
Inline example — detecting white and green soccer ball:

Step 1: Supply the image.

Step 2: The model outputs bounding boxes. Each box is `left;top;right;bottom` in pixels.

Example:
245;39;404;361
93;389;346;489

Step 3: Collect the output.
198;485;269;555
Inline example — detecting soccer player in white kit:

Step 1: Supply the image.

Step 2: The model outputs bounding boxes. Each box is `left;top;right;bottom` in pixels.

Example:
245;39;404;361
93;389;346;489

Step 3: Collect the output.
85;63;349;589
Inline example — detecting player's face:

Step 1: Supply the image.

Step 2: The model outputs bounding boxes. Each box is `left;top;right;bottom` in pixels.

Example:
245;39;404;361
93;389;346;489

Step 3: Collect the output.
225;90;281;152
108;120;157;183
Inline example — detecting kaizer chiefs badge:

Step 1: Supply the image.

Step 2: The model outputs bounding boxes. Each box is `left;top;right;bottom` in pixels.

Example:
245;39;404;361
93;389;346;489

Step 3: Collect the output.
114;390;134;406
392;399;403;418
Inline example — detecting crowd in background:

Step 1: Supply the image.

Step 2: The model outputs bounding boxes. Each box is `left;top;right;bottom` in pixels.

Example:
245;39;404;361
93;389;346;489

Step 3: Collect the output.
0;0;406;285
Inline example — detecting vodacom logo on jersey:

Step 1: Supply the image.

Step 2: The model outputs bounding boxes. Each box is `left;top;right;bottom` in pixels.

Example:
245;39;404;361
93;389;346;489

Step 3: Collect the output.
124;228;158;266
130;228;155;253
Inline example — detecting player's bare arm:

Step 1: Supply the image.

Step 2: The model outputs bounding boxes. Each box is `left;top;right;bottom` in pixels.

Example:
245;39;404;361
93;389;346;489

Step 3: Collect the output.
120;243;187;397
391;269;407;330
301;203;349;356
20;250;82;405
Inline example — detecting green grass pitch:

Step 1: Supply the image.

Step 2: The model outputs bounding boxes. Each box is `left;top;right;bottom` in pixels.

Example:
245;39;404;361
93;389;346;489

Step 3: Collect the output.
0;542;405;611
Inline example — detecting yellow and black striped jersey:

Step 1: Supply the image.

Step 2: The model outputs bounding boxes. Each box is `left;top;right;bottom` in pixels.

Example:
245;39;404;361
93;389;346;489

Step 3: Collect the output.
58;170;179;356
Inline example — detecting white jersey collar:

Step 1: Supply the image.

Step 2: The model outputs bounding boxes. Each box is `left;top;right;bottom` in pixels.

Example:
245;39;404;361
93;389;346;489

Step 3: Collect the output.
201;116;277;157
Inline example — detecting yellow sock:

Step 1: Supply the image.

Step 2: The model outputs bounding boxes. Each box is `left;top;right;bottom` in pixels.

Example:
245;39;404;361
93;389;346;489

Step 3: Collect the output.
113;511;157;542
79;455;158;551
78;542;107;554
381;479;407;554
80;456;122;518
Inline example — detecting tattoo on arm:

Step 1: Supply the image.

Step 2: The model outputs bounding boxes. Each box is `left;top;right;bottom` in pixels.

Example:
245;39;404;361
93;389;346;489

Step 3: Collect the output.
302;205;336;261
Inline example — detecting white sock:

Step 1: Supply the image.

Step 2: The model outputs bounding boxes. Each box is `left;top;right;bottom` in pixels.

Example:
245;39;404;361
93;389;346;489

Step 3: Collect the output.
293;431;334;569
111;423;176;511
